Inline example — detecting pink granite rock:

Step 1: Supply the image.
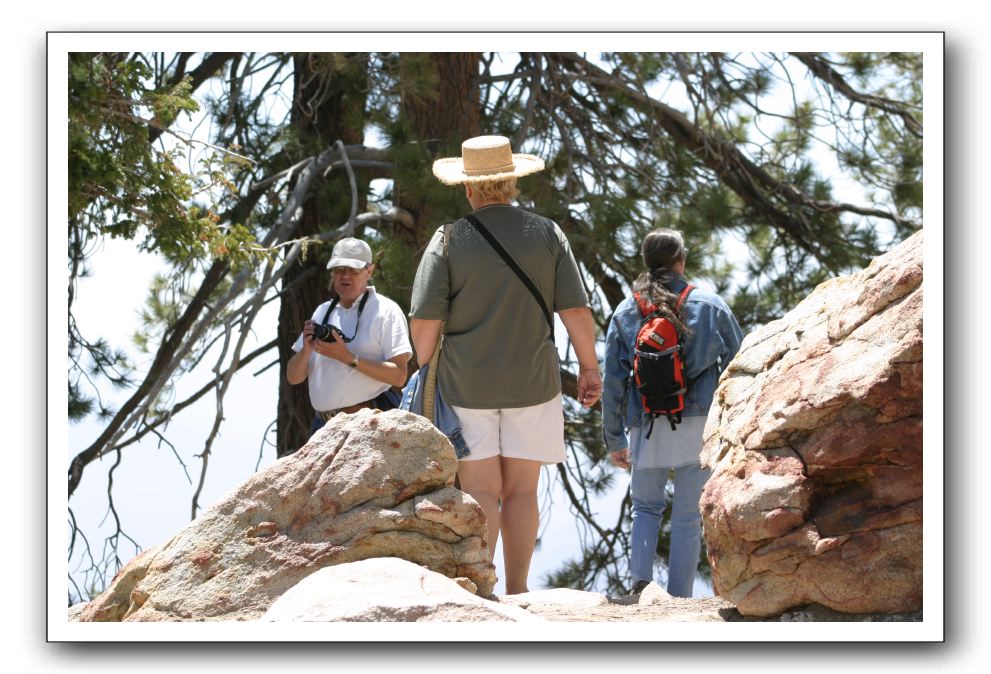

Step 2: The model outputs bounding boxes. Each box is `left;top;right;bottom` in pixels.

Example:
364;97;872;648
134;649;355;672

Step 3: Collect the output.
700;230;923;617
79;409;495;621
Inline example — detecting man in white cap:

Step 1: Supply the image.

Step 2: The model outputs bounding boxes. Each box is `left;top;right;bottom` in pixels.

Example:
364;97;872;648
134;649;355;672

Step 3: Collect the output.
287;237;412;436
409;135;602;594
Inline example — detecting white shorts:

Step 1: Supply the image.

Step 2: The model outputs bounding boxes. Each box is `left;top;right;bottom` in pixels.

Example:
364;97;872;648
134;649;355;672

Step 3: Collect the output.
451;396;566;464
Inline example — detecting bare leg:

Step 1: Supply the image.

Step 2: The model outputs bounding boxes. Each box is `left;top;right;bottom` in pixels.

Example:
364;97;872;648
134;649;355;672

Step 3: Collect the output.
456;456;503;560
499;457;542;595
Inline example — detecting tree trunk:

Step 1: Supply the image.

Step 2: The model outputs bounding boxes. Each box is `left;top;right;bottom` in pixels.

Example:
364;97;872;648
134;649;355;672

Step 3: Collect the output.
394;52;482;251
391;53;482;371
276;53;369;458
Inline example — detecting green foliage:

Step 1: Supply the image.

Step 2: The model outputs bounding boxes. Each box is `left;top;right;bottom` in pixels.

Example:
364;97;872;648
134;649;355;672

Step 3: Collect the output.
68;53;266;425
68;382;94;421
388;137;466;219
68;53;259;266
69;50;926;599
394;52;442;105
367;227;419;315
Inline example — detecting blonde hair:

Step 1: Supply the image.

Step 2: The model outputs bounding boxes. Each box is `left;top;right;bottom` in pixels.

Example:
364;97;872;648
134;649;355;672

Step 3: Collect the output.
471;177;519;203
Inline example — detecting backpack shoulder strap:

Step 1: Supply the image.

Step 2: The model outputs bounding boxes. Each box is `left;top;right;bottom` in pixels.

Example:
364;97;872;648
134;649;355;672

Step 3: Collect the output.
675;284;694;312
633;291;658;317
634;284;694;320
465;213;554;341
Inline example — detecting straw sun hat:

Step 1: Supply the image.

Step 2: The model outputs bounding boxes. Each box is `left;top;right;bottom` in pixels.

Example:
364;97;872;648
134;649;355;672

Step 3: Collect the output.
432;135;545;185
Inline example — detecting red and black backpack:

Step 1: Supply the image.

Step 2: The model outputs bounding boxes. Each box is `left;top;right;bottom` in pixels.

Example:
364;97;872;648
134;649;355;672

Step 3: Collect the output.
632;284;694;437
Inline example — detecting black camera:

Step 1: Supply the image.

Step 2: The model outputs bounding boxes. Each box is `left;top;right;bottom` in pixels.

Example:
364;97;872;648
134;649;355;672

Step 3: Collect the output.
312;323;338;342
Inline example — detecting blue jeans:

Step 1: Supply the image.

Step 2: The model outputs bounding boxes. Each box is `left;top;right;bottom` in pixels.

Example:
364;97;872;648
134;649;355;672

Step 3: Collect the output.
309;415;327;436
629;461;711;598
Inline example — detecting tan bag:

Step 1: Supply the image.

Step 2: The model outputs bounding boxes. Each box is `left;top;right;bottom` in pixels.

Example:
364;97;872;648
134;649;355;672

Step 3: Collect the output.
421;223;451;425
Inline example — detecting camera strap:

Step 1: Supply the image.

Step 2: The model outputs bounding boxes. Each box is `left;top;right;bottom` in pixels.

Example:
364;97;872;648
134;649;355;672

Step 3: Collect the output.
320;290;370;339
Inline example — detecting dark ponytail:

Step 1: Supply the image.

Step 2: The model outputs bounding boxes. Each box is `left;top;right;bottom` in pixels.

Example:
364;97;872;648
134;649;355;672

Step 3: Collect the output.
631;228;691;336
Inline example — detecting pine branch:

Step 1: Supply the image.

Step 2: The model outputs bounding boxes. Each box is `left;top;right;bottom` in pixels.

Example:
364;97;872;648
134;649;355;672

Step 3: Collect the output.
790;52;923;138
149;52;240;143
548;52;918;267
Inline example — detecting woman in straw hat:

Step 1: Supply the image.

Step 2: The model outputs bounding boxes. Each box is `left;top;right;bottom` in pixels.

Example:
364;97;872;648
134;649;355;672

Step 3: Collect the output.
409;135;601;595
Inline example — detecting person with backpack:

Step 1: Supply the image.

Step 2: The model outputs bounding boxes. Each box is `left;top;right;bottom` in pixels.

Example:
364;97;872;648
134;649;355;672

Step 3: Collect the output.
409;135;601;595
602;228;744;598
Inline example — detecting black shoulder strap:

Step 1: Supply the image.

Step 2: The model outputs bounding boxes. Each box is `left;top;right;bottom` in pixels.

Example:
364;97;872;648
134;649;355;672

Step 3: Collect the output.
465;213;555;341
319;291;369;325
321;297;339;324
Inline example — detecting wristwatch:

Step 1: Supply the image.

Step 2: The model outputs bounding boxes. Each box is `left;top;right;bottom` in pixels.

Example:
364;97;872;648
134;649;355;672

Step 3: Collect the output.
348;355;359;369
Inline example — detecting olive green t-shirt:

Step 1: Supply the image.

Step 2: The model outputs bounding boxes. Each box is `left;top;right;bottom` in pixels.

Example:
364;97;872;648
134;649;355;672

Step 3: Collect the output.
409;205;589;409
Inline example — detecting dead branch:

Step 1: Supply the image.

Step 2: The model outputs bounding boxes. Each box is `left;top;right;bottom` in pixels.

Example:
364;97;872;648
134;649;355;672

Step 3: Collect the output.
68;141;362;498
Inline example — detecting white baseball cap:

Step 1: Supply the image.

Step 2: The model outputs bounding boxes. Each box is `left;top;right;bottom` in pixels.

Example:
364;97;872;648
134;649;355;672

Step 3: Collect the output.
327;237;373;269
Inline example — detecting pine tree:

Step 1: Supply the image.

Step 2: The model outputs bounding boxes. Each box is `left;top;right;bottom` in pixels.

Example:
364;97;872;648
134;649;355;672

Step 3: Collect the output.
67;51;922;602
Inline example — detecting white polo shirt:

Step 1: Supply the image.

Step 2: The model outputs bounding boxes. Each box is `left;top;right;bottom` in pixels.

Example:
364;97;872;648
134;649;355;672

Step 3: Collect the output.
292;287;412;411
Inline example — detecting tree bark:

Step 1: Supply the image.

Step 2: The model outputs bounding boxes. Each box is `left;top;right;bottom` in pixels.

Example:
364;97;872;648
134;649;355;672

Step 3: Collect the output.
276;54;370;458
394;52;482;252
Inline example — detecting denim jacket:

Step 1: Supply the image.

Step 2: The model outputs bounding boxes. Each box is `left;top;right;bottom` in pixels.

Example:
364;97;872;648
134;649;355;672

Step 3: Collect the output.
400;364;471;459
601;275;744;452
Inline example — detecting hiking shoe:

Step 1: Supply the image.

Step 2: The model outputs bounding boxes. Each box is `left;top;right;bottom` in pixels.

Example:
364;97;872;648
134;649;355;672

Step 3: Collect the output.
627;580;651;597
